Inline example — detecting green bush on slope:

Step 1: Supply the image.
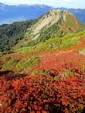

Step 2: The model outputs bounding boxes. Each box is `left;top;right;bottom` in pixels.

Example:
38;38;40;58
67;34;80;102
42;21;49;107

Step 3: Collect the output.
16;56;40;71
2;59;18;70
13;30;85;54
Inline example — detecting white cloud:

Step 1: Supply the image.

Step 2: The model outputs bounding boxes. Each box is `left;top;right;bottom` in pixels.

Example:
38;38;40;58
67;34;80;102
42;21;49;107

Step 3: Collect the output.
0;0;61;5
63;0;70;2
62;0;77;2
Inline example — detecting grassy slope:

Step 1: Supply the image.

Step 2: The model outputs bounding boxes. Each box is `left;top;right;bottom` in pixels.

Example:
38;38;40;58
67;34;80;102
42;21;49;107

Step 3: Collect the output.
0;30;85;74
13;30;85;53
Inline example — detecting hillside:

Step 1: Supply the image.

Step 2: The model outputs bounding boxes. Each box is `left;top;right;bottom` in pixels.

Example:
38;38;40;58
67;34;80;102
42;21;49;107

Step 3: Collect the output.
0;19;37;52
10;10;85;49
0;9;84;51
0;29;85;72
58;8;85;24
0;8;85;113
0;29;85;113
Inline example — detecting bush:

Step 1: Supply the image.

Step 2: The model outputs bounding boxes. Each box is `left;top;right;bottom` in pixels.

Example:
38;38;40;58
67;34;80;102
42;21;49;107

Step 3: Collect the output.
16;56;40;71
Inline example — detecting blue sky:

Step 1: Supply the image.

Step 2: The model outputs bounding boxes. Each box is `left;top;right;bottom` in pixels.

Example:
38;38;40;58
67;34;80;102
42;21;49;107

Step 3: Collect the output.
0;0;85;8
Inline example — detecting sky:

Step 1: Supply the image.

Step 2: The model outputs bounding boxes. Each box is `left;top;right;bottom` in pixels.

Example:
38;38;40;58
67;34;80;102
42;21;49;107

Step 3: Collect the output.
0;0;85;9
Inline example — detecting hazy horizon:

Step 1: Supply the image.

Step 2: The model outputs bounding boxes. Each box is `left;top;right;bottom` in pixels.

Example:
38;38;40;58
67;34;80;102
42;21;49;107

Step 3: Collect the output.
0;0;85;9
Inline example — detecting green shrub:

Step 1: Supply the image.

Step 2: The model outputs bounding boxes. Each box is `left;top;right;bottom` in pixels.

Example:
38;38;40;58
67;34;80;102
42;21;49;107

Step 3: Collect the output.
2;59;17;70
16;56;40;71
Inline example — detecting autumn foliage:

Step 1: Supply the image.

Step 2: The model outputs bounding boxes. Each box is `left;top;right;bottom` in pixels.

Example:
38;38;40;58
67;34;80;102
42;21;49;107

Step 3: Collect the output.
0;51;85;113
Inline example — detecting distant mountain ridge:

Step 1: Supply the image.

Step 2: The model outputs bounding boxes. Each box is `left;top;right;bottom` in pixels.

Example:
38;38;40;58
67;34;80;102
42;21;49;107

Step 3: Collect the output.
0;3;85;24
0;3;52;24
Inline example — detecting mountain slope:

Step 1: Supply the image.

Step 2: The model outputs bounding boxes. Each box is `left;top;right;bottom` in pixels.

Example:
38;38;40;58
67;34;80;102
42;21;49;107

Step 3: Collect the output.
0;9;84;51
13;10;85;49
0;30;85;113
58;8;85;24
0;19;37;52
0;29;85;72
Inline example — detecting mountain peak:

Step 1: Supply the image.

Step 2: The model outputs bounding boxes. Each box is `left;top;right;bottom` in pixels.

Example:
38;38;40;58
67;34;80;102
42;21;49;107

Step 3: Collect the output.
0;2;7;6
47;9;73;20
0;3;4;5
12;9;84;49
48;9;71;14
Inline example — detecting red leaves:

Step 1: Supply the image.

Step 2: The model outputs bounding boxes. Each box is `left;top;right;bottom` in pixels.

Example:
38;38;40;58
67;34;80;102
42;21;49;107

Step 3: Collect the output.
38;51;85;76
0;72;85;113
0;51;85;113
